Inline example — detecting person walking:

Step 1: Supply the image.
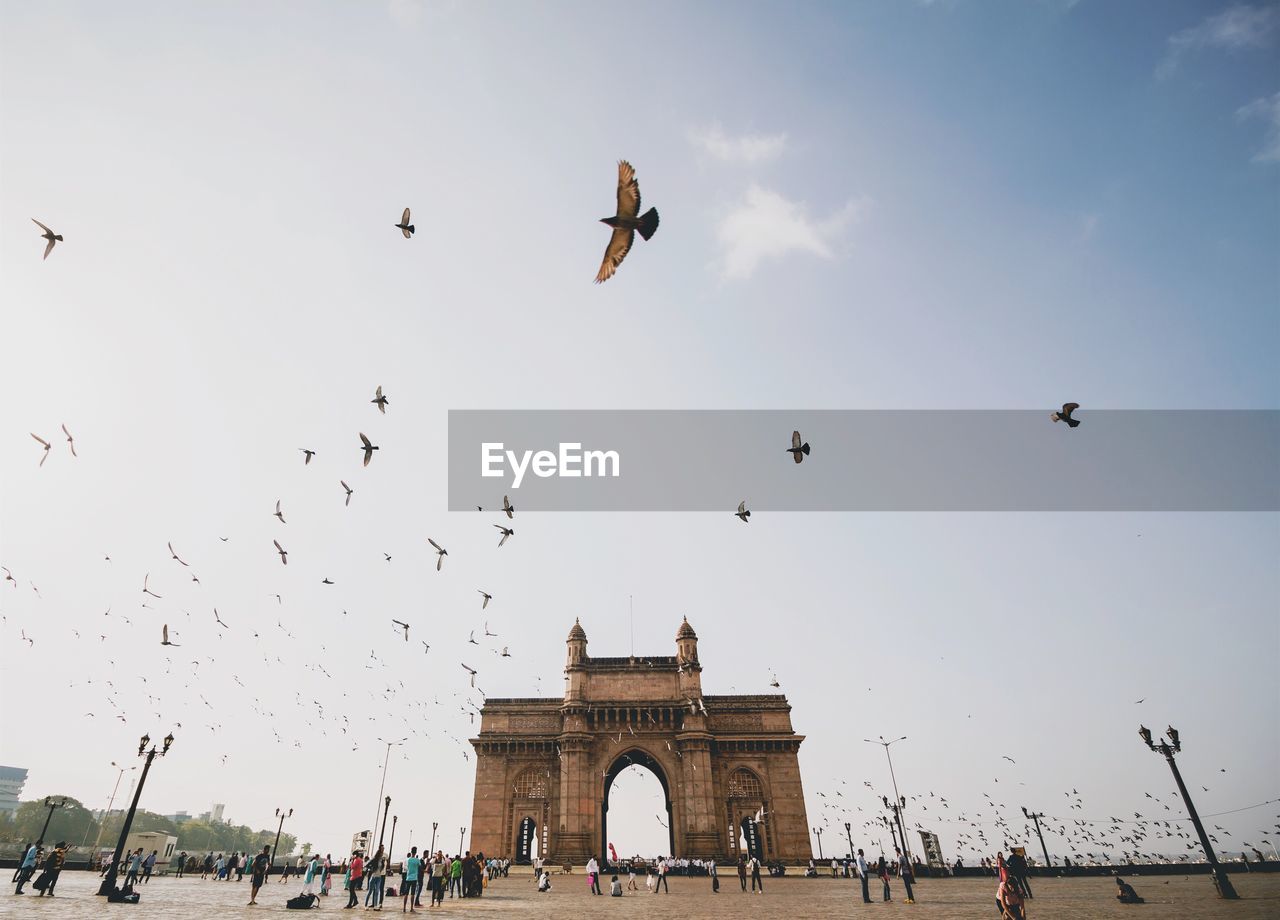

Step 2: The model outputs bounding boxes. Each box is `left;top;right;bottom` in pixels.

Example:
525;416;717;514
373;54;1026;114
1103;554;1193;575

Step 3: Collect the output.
896;846;915;904
586;855;601;895
14;841;39;895
709;858;719;892
1007;849;1032;899
125;848;144;887
364;844;385;909
748;854;764;893
142;850;157;884
35;842;67;897
627;862;638;891
248;845;270;905
202;852;213;879
402;848;420;913
655;856;670;893
302;853;322;897
856;849;872;903
175;850;187;878
344;850;364;909
877;855;891;902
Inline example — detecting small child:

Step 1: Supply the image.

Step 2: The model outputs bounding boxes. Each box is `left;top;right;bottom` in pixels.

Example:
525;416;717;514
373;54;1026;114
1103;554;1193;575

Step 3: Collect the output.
645;869;654;892
537;870;552;893
627;865;637;891
610;874;622;897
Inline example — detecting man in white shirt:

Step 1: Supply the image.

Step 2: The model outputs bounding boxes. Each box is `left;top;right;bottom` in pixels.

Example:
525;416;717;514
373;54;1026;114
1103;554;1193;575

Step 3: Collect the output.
856;849;871;903
586;856;602;895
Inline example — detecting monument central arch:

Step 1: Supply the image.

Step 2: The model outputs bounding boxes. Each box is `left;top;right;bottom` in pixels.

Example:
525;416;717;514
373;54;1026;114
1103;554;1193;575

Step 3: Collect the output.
469;617;811;864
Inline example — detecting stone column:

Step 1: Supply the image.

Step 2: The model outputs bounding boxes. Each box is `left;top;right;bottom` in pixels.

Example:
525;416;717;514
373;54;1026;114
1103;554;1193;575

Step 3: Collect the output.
675;731;720;857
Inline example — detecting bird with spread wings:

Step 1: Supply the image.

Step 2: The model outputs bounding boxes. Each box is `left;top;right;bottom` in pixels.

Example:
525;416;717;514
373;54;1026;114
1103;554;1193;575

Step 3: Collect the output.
595;160;659;283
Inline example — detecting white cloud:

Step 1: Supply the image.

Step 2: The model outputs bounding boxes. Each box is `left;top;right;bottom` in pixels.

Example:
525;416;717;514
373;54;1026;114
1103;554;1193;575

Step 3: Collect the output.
388;0;426;28
689;124;788;164
1237;91;1280;163
1157;4;1280;79
715;185;865;281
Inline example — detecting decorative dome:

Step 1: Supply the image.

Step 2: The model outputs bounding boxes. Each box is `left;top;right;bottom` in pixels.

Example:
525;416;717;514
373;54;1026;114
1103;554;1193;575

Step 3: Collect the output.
568;618;587;641
676;616;697;640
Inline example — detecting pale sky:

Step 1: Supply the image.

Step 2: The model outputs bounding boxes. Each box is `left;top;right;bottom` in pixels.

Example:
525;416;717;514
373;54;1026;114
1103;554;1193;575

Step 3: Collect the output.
1;1;1276;863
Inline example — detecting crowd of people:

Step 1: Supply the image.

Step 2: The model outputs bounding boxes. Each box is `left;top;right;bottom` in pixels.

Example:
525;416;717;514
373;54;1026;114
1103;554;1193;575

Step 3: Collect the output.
12;840;68;897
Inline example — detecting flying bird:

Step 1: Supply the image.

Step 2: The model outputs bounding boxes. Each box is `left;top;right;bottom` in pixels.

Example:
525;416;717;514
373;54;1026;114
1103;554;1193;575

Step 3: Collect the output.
595;160;659;283
395;207;414;239
1051;402;1081;428
787;430;811;463
273;539;288;565
32;219;63;260
61;424;77;457
392;619;410;641
359;432;379;466
735;501;751;522
340;480;353;506
30;433;51;466
372;385;389;414
213;608;229;629
168;542;189;566
274;500;286;523
161;624;180;646
300;448;315;464
142;574;163;598
321;577;334;585
461;663;477;687
501;647;511;658
478;590;492;610
502;495;515;519
494;524;514;547
428;538;447;571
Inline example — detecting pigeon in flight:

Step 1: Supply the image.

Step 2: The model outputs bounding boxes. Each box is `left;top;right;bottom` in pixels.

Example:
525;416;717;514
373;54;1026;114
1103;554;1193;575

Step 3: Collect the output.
1051;402;1081;428
32;219;63;260
372;385;389;414
468;630;479;645
502;495;515;519
300;448;316;464
62;424;77;457
161;624;180;647
273;539;288;565
595;160;659;284
501;647;511;657
478;590;492;610
337;481;352;507
787;430;811;463
735;501;751;523
30;433;52;466
428;538;447;571
274;500;286;524
359;432;379;466
168;542;189;566
395;207;414;239
494;524;514;547
392;619;410;641
214;608;229;628
461;663;477;687
142;574;163;598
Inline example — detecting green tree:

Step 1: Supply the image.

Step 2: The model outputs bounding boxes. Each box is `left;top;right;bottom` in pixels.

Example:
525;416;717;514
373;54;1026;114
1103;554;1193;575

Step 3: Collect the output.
9;797;97;846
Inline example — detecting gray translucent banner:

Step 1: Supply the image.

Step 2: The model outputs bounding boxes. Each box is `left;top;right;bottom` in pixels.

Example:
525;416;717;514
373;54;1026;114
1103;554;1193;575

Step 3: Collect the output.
447;410;1279;511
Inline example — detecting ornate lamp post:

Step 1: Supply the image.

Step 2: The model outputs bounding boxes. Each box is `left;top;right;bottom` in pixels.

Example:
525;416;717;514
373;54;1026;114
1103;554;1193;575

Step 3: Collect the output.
378;797;392;854
458;827;466;856
429;822;438;856
388;815;398;864
845;821;855;861
1139;725;1237;899
865;735;912;862
98;733;174;898
372;737;406;854
812;826;824;860
270;808;293;876
1021;806;1051;868
91;763;136;856
883;795;908;861
37;797;67;846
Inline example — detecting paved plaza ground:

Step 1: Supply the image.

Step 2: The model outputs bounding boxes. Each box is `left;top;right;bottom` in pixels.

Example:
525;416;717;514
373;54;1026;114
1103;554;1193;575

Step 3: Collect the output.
2;871;1278;919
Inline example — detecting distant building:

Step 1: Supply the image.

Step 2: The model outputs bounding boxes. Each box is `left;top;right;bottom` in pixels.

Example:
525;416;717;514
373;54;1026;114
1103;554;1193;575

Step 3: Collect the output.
351;830;371;856
166;811;191;825
124;831;178;868
196;803;227;824
0;766;28;814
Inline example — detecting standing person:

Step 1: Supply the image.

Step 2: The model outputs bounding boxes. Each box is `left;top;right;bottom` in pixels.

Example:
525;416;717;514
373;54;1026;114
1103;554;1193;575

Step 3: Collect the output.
14;841;39;895
176;850;187;878
1007;849;1032;899
322;854;333;898
35;842;67;897
856;849;872;903
586;855;601;895
125;849;144;887
736;855;747;891
877;855;891;902
403;847;421;913
627;861;638;891
896;846;915;904
709;858;719;892
302;852;322;897
345;850;364;909
142;850;157;884
655;856;670;894
202;852;213;879
248;845;270;906
12;843;31;884
748;853;764;893
448;853;462;898
434;853;448;907
364;845;385;908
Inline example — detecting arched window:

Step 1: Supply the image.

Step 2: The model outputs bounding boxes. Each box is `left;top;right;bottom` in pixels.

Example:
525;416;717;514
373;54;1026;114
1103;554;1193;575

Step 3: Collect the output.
513;769;548;798
727;768;763;799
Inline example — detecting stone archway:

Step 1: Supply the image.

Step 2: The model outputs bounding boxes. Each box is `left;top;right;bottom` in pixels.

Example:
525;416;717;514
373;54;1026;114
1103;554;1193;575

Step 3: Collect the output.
469;618;811;865
601;748;675;861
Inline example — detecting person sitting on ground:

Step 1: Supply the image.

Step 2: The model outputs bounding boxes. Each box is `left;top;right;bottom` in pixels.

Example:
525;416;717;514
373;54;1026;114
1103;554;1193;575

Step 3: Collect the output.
1115;877;1144;904
536;869;552;893
610;874;622;896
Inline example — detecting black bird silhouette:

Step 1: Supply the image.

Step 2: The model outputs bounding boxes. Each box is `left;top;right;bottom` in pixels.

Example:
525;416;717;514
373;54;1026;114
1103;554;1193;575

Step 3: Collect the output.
1051;402;1081;428
372;385;389;414
30;433;51;466
428;538;447;571
62;424;77;457
494;524;514;547
502;495;515;519
392;619;410;641
300;448;315;464
735;501;751;522
478;590;492;610
161;624;180;646
595;160;659;283
273;539;288;565
32;219;63;260
274;500;286;523
787;430;811;463
395;207;414;239
359;432;379;466
341;480;353;506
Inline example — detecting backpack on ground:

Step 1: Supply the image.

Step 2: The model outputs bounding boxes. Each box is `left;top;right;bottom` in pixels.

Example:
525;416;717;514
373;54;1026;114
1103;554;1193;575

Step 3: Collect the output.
286;893;318;909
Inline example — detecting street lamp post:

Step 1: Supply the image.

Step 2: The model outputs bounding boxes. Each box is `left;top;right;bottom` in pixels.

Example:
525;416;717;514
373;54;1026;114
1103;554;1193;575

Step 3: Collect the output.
37;797;67;846
429;822;438;857
882;815;901;855
1021;807;1052;868
865;735;912;862
378;797;392;854
845;822;855;861
1139;725;1237;899
372;737;407;854
883;795;908;862
89;763;133;853
458;827;466;856
812;826;824;861
98;733;174;898
270;808;293;876
388;816;398;864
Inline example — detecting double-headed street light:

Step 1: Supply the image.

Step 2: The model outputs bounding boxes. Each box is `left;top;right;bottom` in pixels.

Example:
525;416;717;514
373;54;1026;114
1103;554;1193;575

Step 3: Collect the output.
98;733;174;899
271;808;293;875
883;794;908;862
1021;806;1051;868
812;826;824;861
865;735;912;862
1139;724;1237;899
37;797;67;845
844;821;854;861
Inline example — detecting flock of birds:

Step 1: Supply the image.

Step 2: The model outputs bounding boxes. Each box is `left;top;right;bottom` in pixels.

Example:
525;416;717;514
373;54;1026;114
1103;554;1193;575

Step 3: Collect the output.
24;158;1243;871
